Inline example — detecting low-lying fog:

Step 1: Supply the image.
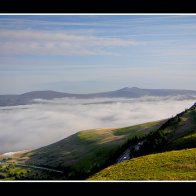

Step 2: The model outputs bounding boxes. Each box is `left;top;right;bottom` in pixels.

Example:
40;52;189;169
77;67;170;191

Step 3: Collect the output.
0;96;195;153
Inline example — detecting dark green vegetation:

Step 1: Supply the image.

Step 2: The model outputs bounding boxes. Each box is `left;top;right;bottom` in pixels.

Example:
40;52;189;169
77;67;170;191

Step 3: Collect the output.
89;148;196;180
167;132;196;150
0;163;30;180
0;163;64;180
134;102;196;157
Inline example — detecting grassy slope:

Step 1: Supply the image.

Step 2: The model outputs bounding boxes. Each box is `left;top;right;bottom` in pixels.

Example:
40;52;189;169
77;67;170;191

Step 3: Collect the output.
10;120;164;178
166;132;196;151
88;148;196;180
89;104;196;180
2;103;195;180
162;104;196;150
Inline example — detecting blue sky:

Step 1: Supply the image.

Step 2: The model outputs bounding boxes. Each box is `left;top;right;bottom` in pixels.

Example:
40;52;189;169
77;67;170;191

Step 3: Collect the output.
0;15;196;94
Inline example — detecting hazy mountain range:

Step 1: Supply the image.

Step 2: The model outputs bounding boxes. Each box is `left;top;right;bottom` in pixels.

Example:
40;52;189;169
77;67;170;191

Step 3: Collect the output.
0;87;196;106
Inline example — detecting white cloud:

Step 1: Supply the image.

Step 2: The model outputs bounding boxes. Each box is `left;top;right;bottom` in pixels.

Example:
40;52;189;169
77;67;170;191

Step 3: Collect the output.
0;30;143;56
0;96;195;153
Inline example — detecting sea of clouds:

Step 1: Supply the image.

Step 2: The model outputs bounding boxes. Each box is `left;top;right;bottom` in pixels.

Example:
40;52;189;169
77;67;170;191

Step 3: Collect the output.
0;96;195;153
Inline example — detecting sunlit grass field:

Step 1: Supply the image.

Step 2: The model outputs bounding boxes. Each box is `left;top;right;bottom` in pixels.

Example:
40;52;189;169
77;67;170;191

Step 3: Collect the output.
89;148;196;180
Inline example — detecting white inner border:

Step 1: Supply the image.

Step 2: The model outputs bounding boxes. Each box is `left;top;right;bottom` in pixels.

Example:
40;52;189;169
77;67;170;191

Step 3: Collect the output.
0;13;195;183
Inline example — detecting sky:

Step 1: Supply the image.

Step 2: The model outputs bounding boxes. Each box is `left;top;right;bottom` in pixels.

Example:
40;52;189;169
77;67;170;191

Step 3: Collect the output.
0;15;196;94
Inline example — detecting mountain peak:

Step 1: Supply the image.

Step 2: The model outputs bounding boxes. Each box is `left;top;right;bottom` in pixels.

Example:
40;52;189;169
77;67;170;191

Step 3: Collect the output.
120;87;130;90
120;87;140;91
130;87;140;89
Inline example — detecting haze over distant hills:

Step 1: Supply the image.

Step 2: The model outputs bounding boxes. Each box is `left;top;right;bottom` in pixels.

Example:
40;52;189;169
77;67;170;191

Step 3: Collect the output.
0;87;196;106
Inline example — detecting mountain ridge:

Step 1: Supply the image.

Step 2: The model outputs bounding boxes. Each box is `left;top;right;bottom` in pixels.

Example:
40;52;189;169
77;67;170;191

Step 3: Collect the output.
0;87;196;106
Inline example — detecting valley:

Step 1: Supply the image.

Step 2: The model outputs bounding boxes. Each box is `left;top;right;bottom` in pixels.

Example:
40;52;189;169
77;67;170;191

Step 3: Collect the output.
0;102;195;180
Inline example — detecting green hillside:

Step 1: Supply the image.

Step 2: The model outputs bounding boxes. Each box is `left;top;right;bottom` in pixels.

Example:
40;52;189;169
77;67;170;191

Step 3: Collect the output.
128;103;196;158
88;148;196;180
89;103;196;181
1;103;195;180
2;120;163;179
164;104;196;150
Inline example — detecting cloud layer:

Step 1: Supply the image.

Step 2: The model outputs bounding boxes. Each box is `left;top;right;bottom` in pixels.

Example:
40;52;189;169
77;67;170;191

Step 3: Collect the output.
0;96;195;153
0;30;142;56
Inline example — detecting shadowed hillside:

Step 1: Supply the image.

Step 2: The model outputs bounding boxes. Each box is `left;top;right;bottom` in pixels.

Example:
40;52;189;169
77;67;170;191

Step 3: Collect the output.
133;102;196;156
2;120;164;179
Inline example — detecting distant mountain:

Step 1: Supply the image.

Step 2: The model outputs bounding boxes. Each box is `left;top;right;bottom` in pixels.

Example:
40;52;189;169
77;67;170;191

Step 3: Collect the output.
0;87;196;106
91;87;196;98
